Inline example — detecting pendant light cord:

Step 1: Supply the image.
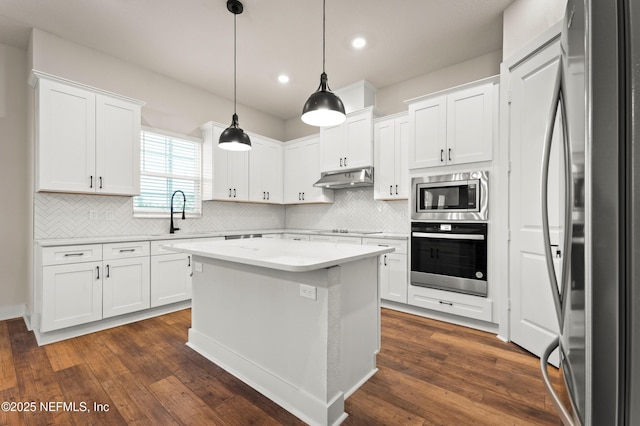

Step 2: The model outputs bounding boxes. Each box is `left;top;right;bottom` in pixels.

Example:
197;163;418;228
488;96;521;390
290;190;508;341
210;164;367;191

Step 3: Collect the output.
234;12;237;115
322;0;326;74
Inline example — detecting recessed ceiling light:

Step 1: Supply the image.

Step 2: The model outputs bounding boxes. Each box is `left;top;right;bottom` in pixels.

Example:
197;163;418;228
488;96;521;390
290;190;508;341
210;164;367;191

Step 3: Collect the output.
352;37;367;49
278;74;290;84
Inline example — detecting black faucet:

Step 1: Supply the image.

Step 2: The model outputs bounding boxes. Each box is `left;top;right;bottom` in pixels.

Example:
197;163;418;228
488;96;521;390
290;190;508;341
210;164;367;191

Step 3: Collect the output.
170;190;186;234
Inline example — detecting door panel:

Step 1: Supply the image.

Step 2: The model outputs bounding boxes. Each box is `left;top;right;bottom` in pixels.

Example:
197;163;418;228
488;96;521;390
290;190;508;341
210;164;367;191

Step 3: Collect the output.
508;36;564;363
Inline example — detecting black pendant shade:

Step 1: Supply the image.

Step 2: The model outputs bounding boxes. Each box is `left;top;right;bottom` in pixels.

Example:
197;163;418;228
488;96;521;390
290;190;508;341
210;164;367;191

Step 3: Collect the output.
219;0;251;151
301;0;346;127
219;113;251;151
301;72;346;127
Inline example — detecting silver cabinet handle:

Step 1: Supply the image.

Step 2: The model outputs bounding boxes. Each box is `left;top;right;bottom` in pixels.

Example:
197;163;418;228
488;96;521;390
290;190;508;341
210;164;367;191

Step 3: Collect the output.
395;184;398;195
266;191;269;200
106;264;110;278
448;148;452;162
440;149;444;162
90;176;93;188
540;337;576;426
96;266;100;280
438;301;453;306
540;56;572;329
301;192;305;200
119;248;136;253
383;255;387;266
64;253;84;257
233;188;236;197
229;188;232;197
339;158;343;167
99;176;103;189
344;157;347;167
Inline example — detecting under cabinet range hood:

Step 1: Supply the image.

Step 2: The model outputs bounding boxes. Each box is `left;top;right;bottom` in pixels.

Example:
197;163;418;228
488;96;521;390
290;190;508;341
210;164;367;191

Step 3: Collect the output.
313;167;374;189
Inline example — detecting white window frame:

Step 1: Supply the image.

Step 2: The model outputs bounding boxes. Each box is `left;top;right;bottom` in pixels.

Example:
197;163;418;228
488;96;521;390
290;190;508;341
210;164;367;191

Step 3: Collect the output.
133;127;202;218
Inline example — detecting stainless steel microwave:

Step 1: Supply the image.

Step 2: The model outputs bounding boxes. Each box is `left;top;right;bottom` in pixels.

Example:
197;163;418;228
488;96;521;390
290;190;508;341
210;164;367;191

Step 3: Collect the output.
411;171;488;221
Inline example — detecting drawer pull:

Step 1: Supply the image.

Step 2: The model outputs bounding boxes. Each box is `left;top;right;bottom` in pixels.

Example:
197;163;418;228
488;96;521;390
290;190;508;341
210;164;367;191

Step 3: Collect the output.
96;266;100;280
106;265;110;278
439;301;453;306
64;253;85;257
119;249;136;253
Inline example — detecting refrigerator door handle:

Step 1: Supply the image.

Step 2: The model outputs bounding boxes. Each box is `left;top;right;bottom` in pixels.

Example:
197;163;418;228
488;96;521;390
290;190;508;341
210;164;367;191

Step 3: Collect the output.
541;57;572;329
540;337;578;426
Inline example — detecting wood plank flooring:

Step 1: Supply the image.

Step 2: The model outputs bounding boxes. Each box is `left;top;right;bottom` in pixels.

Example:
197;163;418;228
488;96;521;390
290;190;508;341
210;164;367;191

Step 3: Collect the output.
0;308;566;425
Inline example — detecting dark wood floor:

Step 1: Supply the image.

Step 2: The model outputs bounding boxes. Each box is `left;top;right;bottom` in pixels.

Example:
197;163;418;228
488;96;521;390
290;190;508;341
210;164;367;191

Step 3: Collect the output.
0;308;565;425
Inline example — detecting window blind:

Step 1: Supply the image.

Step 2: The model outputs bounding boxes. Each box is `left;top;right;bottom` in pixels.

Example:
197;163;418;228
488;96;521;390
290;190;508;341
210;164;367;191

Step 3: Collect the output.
134;129;202;217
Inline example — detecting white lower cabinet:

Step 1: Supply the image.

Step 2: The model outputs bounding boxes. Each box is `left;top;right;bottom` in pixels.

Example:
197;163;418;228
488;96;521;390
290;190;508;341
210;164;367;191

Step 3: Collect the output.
309;235;362;244
282;233;310;241
407;286;492;322
150;239;195;308
150;253;192;307
102;256;150;319
363;238;408;303
41;261;103;332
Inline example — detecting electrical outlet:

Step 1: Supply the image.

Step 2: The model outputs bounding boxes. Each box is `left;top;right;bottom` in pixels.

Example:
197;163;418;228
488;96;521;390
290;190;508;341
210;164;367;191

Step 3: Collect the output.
89;209;98;220
299;284;317;300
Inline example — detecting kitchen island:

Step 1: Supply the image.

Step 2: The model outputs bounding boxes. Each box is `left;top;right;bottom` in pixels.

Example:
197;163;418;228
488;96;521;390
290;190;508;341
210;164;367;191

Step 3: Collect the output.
166;238;394;426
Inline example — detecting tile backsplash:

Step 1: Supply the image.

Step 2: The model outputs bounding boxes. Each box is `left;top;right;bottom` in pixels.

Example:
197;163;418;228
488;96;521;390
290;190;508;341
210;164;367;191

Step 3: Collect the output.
34;187;409;240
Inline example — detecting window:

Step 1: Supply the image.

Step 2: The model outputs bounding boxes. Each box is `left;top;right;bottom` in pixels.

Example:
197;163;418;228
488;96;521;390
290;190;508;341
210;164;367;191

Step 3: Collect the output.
134;128;202;217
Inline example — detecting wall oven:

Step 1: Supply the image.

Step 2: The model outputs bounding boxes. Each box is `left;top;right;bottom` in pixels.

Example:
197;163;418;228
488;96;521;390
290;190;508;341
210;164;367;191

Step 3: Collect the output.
411;171;488;221
410;222;488;297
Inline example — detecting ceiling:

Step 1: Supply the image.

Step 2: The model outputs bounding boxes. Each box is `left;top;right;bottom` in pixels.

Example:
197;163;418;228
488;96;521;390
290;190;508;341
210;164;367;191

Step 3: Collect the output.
0;0;513;121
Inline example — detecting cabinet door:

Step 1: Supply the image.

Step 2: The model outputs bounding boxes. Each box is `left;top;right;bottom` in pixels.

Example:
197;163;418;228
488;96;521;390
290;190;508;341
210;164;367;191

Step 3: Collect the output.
301;138;334;203
374;119;397;199
395;116;410;198
319;124;344;172
37;78;96;193
284;142;304;203
446;83;494;165
103;257;150;318
228;150;249;201
42;261;102;332
344;110;373;169
151;253;192;307
263;142;283;203
380;253;408;303
95;94;141;195
249;137;283;203
408;95;447;169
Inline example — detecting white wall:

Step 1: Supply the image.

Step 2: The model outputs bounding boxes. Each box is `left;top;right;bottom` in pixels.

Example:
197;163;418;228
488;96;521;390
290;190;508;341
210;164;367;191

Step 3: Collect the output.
284;50;502;141
0;43;29;319
502;0;567;60
30;29;285;141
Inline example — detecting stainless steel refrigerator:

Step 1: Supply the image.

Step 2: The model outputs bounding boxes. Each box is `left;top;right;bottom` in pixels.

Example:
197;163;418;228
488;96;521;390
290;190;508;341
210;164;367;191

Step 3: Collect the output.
539;0;640;424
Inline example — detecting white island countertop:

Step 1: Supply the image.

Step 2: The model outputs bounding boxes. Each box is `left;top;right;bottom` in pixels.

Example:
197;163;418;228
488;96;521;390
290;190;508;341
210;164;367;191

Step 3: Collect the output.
165;238;394;272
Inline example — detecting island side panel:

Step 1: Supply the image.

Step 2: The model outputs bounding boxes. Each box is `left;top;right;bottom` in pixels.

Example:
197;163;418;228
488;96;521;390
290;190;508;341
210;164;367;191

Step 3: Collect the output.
187;256;345;426
338;256;380;397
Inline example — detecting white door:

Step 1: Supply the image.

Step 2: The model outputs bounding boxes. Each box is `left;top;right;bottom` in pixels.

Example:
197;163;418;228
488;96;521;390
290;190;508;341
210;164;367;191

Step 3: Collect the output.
408;95;447;169
41;261;103;332
374;118;396;199
37;78;96;193
320;124;344;172
151;253;192;307
344;110;372;168
102;257;150;318
508;36;565;363
95;94;141;196
446;82;494;165
395;116;410;199
380;253;408;304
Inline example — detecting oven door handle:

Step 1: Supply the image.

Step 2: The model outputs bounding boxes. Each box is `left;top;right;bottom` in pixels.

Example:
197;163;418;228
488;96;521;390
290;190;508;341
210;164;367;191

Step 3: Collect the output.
412;232;484;240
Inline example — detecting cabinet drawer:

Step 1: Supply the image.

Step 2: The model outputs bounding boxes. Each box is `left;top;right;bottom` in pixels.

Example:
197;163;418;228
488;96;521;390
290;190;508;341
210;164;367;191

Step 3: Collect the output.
41;244;103;266
408;286;492;322
151;239;192;255
282;234;310;241
103;241;150;260
362;238;407;255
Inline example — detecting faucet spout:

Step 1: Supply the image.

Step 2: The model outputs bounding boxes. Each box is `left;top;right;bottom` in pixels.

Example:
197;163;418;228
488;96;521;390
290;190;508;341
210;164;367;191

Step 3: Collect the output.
170;190;186;234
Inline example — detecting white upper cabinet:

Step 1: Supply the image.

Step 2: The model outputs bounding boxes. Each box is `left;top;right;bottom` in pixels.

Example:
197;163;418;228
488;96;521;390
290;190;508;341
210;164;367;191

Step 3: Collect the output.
283;135;334;204
201;121;249;201
408;77;497;169
320;107;375;172
374;113;409;200
32;71;144;195
248;135;283;204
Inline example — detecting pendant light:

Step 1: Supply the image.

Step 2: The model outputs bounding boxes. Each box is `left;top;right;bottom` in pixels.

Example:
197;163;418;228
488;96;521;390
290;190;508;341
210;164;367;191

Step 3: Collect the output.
219;0;251;151
301;0;346;127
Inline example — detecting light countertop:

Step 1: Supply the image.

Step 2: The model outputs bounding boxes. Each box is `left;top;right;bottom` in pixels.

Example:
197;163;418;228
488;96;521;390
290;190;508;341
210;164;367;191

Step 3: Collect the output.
36;229;408;247
165;238;395;272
